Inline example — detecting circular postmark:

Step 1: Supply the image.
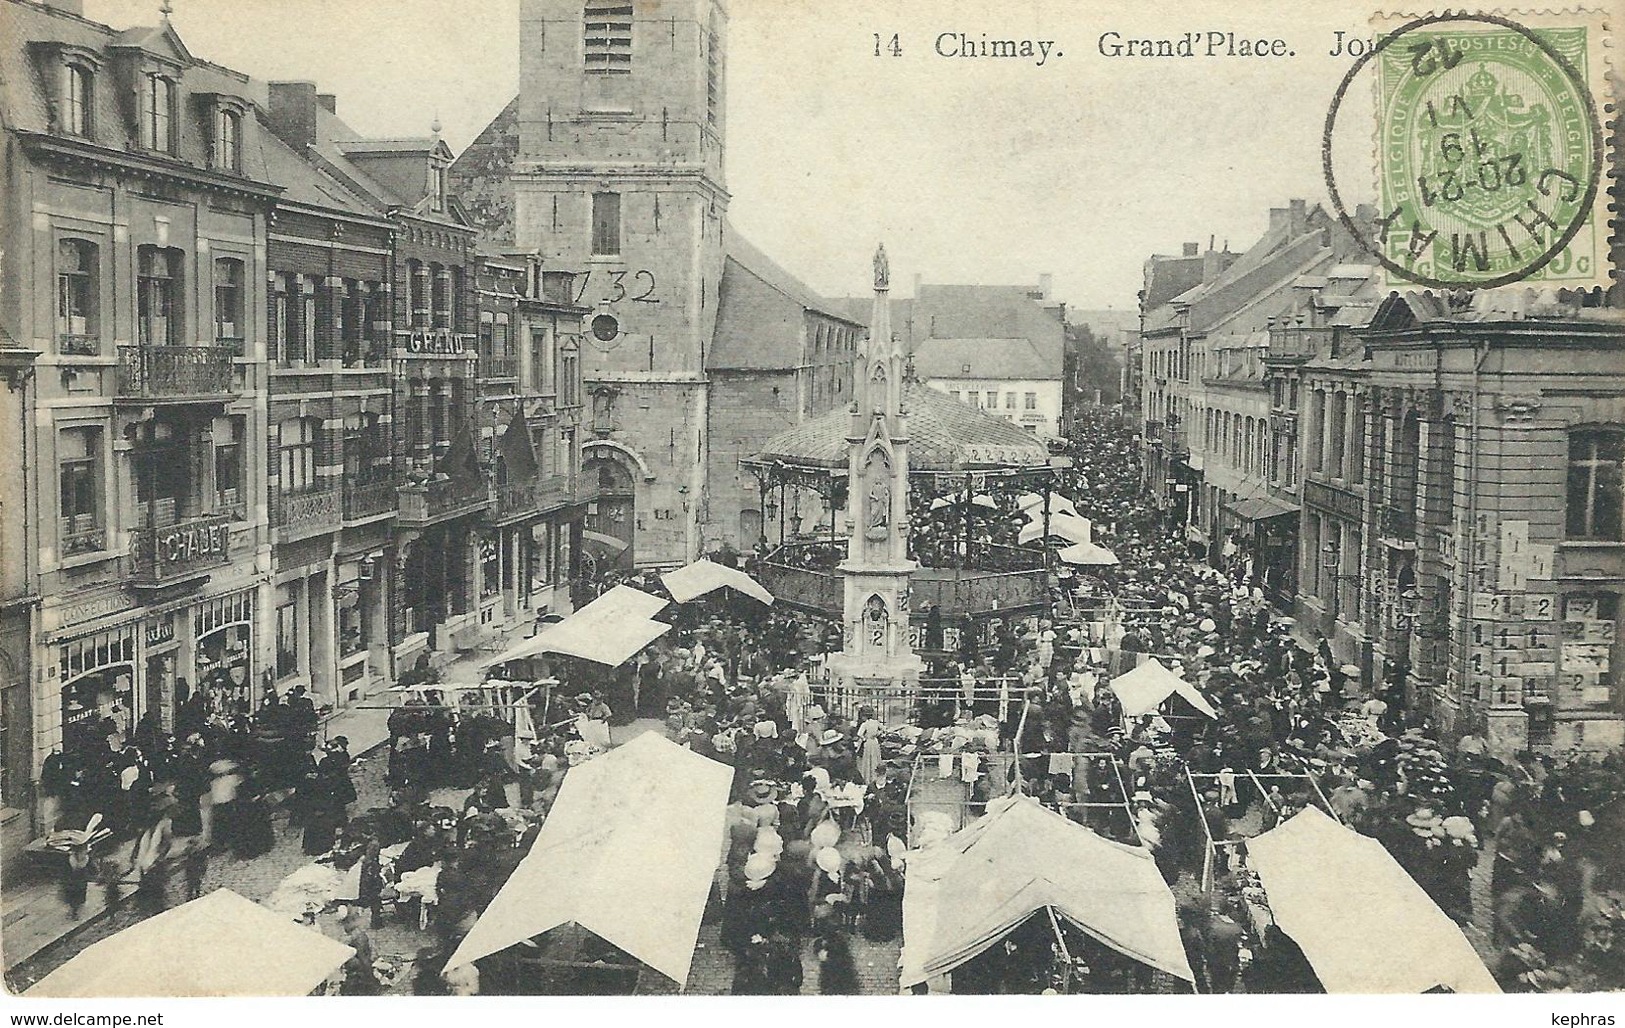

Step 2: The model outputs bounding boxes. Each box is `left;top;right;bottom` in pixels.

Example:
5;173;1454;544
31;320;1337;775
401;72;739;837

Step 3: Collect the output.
1323;12;1604;289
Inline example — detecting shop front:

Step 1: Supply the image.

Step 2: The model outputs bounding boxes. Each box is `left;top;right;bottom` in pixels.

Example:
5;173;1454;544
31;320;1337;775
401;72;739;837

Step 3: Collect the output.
192;590;256;716
335;553;387;706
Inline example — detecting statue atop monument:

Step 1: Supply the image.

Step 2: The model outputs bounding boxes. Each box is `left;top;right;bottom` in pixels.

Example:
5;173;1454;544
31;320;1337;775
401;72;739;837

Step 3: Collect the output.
873;243;889;291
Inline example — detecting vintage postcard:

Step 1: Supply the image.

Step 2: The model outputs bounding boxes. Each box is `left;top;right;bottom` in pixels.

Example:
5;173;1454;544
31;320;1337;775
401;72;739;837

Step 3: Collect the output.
0;0;1619;1012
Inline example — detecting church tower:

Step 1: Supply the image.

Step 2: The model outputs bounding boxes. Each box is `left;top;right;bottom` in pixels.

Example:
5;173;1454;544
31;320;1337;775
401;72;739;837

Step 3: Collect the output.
825;246;924;703
511;0;729;567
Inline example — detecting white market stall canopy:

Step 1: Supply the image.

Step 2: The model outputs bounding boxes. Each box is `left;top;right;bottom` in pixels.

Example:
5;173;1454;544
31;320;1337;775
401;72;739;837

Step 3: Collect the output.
1017;492;1081;519
482;586;671;668
1110;658;1219;719
444;731;733;986
1018;513;1092;546
1246;807;1501;994
660;558;774;606
27;889;354;998
1058;541;1120;567
929;492;999;512
900;795;1194;988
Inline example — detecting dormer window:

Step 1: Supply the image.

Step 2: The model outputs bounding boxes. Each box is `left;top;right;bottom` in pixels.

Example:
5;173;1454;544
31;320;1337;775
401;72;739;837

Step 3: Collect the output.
64;63;93;137
213;107;241;172
142;73;176;153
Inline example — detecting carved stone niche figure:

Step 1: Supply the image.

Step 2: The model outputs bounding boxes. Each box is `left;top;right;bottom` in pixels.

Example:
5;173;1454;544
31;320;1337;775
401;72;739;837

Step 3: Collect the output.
864;594;889;652
865;451;891;541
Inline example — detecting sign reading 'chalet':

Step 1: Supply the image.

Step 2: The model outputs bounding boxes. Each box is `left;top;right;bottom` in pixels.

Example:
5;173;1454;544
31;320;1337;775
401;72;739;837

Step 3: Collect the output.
152;516;232;572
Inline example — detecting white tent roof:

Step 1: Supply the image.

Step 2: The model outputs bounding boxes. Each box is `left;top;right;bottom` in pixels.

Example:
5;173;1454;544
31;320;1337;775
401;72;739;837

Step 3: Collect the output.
27;889;353;997
1058;541;1120;567
444;731;733;986
1110;658;1218;718
482;585;670;668
660;559;774;605
1246;807;1501;994
929;492;999;512
900;796;1194;988
1017;492;1081;518
1018;513;1092;546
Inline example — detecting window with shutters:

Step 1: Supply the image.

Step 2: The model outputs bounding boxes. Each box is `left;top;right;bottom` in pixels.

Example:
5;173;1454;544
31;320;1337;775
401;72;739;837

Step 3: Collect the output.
591;192;621;256
584;3;633;74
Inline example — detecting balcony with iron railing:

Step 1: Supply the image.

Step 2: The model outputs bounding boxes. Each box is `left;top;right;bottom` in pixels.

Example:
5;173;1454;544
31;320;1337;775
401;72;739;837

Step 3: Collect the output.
478;355;519;380
128;512;234;587
116;345;235;401
58;333;100;357
272;486;341;536
398;473;491;526
59;515;106;557
343;477;399;522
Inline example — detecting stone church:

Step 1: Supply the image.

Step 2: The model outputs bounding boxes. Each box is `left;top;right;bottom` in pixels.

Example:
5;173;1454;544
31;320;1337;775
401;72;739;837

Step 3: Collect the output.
450;0;864;569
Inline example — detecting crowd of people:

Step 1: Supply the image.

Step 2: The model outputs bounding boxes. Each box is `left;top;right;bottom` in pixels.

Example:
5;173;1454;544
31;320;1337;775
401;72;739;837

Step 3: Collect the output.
30;403;1625;996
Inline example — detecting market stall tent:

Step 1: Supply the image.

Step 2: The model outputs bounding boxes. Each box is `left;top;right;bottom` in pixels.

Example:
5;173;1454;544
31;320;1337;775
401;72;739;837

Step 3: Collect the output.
900;795;1194;989
27;889;354;997
1057;540;1120;567
1245;807;1501;994
660;558;774;605
1110;658;1219;719
481;585;671;668
1017;492;1081;519
1018;513;1092;546
443;731;733;987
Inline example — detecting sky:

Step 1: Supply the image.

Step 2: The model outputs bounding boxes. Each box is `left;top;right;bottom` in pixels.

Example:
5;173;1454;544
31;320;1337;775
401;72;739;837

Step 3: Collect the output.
82;0;1381;310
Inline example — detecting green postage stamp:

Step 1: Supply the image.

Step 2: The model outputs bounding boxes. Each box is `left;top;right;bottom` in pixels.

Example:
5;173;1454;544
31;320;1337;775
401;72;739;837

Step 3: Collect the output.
1369;10;1611;289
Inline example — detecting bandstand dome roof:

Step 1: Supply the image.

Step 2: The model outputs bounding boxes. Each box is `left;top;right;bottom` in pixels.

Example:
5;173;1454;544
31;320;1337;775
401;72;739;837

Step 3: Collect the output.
747;380;1052;474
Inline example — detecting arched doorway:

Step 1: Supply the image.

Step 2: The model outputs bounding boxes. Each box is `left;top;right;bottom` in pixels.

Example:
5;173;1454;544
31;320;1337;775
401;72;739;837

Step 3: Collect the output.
583;456;635;570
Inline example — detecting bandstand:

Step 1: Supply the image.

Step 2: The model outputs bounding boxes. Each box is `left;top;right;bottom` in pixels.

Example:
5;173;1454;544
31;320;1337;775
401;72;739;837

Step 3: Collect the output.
741;252;1072;671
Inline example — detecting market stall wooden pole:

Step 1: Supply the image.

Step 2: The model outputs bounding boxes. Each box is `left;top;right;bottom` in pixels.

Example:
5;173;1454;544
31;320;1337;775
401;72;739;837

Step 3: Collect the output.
1046;904;1073;994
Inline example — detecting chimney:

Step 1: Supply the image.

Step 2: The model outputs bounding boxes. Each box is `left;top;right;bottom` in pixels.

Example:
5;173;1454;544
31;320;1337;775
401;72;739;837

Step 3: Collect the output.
1268;207;1289;233
317;93;337;115
42;0;86;14
1203;246;1224;285
1182;242;1199;257
1289;198;1308;236
1037;273;1053;300
267;81;320;152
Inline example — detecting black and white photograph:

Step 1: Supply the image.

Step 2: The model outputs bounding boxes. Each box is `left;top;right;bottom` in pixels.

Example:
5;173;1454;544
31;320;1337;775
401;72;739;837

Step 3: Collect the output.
0;0;1620;1011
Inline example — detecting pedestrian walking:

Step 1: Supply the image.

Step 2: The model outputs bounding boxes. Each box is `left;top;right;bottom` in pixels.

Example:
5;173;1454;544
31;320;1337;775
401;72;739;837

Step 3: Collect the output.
61;840;92;920
183;839;209;901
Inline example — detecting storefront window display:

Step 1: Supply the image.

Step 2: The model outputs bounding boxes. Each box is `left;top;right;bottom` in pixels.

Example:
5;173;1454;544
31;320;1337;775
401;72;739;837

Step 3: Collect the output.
195;592;254;714
58;628;137;756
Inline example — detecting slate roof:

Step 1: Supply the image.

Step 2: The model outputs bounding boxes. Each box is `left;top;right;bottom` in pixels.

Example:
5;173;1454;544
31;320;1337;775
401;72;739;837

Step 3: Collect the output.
748;380;1051;472
912;336;1057;382
707;225;863;371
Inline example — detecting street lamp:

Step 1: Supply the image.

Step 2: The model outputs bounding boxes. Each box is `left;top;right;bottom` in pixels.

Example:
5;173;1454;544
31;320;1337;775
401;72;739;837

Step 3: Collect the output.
1321;540;1344;622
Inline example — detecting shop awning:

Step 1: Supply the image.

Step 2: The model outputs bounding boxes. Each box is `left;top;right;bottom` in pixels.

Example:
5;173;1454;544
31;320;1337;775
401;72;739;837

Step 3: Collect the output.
1110;658;1219;719
481;586;670;668
1246;807;1501;994
27;889;354;997
1018;513;1092;546
660;559;774;606
900;795;1194;987
1223;496;1301;522
582;530;630;554
1057;541;1120;567
444;731;733;986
